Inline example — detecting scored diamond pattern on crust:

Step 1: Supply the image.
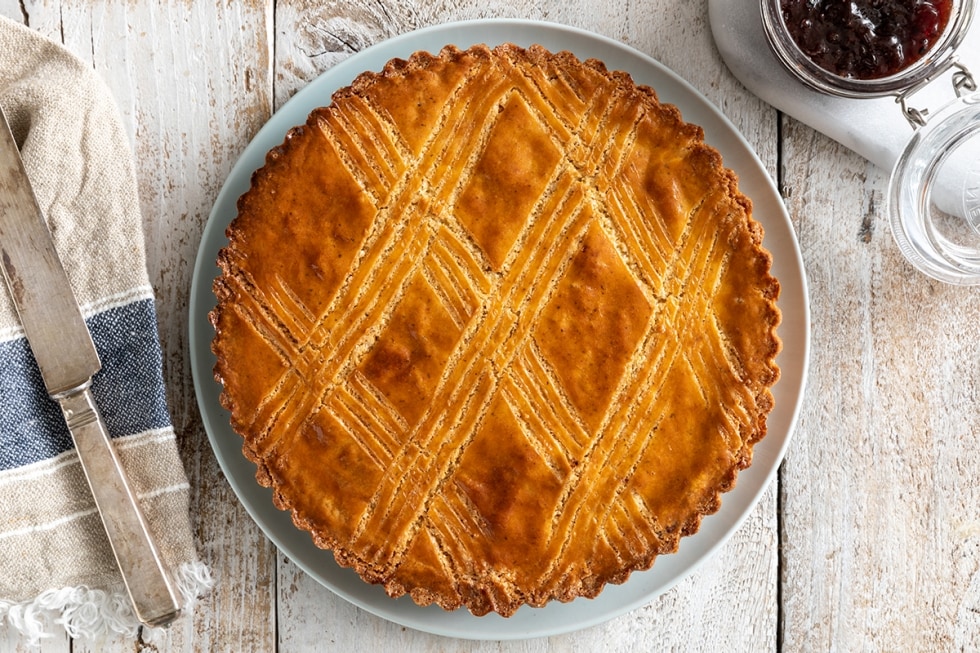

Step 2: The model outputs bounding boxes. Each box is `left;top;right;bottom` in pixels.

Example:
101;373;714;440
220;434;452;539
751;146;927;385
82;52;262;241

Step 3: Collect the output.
214;44;777;616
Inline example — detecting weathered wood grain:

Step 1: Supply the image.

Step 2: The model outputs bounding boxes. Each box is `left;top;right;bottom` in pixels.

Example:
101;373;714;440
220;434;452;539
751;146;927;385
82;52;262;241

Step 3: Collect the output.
0;627;66;653
102;2;280;652
778;118;980;651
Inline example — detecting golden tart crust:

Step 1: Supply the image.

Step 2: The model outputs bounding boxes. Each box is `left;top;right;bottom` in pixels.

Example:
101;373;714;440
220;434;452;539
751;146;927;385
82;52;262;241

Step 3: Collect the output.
211;43;781;617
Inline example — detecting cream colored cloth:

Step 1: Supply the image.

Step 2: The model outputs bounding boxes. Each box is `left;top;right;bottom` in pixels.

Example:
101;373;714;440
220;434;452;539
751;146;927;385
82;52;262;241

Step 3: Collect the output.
0;16;210;643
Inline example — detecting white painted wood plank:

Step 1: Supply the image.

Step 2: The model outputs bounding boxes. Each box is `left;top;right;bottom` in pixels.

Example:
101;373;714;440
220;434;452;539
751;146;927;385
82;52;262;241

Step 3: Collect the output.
0;2;22;21
0;628;68;653
84;2;280;651
778;120;980;650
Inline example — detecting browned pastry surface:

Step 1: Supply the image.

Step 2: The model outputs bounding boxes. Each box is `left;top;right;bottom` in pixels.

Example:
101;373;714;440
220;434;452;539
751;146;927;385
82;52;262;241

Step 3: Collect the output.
211;43;782;617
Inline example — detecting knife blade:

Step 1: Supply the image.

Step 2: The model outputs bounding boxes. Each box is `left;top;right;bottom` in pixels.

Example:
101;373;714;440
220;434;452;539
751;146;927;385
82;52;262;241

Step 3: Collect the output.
0;106;181;628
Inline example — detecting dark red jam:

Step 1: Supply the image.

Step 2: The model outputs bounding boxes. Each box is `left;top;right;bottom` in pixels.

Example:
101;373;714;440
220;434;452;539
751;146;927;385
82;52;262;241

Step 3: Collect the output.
781;0;954;80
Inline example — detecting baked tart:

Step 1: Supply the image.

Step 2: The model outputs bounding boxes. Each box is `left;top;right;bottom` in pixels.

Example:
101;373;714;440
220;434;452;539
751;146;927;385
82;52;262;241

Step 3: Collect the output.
211;43;781;617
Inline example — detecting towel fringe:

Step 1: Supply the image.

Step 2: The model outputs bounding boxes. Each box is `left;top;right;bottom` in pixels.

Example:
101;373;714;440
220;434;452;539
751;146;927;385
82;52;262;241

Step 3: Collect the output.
0;561;213;644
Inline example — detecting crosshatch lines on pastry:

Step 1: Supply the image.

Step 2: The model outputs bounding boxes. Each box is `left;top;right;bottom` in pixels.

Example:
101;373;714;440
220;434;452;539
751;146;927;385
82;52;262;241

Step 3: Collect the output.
353;110;646;550
216;273;294;372
348;78;649;574
442;480;498;544
214;269;326;444
606;175;675;294
217;265;306;354
226;44;640;456
348;197;598;565
405;65;515;207
347;201;592;568
314;95;410;201
508;345;592;465
570;72;633;173
348;370;409;435
496;378;573;484
420;240;480;331
326;377;406;469
605;499;657;563
232;218;427;459
227;58;521;449
537;189;751;589
509;54;589;134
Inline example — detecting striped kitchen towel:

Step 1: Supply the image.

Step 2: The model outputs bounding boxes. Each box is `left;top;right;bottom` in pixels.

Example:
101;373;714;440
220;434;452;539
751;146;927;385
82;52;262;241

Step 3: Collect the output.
0;16;211;643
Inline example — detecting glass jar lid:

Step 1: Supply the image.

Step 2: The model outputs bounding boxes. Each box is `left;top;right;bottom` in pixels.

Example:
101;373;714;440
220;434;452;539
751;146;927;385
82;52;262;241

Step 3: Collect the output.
889;92;980;284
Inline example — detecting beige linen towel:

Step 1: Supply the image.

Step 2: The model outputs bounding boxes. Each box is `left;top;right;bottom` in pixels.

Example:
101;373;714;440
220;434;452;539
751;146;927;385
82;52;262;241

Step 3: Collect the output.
0;16;210;643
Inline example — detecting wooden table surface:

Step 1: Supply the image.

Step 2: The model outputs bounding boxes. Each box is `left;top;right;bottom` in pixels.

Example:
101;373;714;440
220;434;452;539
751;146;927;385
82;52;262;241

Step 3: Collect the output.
3;1;979;651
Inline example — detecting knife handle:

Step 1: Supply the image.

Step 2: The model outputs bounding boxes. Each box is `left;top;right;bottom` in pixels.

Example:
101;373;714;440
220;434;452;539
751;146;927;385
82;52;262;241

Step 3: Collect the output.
57;384;181;628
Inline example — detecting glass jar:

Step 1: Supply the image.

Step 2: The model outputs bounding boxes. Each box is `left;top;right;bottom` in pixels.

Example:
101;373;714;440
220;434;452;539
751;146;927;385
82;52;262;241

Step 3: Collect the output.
761;0;980;284
889;93;980;283
761;0;975;98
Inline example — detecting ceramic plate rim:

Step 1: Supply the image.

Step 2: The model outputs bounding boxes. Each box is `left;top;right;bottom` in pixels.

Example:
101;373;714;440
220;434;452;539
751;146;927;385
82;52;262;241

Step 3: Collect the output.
189;18;811;641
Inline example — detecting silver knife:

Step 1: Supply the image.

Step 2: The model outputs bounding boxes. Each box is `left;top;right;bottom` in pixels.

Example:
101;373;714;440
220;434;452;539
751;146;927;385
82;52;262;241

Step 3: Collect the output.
0;106;181;628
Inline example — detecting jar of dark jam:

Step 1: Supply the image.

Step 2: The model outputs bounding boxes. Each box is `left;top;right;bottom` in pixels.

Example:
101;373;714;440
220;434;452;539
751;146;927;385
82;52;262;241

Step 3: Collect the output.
762;0;974;98
758;0;980;284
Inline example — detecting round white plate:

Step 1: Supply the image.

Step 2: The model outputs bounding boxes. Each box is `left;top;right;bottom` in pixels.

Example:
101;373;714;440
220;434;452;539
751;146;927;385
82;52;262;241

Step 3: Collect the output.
189;18;810;641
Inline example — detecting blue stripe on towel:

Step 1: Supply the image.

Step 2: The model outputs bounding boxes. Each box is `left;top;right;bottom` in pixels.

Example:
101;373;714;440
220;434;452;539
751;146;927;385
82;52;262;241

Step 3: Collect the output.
0;297;172;471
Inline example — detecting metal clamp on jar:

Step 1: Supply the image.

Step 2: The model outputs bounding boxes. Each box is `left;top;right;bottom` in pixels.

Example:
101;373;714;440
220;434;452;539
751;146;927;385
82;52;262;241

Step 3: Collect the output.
710;0;980;284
